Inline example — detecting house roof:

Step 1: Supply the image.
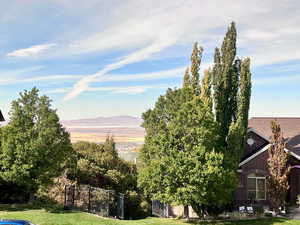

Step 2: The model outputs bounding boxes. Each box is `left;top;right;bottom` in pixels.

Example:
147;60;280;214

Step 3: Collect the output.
0;110;4;122
248;117;300;156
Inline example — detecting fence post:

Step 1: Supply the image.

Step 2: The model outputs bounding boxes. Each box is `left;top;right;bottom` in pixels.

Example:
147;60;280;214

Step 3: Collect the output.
107;190;110;217
88;186;91;213
72;185;75;206
64;185;67;207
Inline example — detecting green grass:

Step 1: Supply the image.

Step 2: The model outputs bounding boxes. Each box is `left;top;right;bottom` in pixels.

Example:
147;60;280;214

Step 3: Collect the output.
0;206;300;225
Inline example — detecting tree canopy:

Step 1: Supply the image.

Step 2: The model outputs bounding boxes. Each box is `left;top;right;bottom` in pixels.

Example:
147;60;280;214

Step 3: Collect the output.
0;88;73;194
138;87;236;216
139;22;251;217
72;137;137;193
267;120;290;214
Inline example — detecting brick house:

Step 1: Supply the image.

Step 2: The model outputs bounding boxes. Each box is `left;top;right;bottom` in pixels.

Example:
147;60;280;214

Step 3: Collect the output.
235;117;300;207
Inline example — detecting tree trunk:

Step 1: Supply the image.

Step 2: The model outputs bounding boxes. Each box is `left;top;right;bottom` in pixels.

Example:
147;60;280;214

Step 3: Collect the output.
184;205;189;219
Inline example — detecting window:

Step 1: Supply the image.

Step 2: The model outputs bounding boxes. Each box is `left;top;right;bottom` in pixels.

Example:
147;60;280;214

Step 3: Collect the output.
247;138;255;146
247;173;266;200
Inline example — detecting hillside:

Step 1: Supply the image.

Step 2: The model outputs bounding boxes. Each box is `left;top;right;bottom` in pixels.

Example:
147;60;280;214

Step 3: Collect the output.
61;115;145;145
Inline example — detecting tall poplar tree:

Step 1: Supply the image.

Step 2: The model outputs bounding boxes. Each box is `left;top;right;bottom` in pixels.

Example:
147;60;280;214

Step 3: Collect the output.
183;67;191;88
212;22;239;145
200;69;212;110
190;42;203;95
211;22;251;162
267;120;290;214
139;22;252;217
227;58;251;161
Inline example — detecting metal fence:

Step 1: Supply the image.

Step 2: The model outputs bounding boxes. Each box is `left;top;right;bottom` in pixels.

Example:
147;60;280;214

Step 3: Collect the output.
64;185;124;219
152;200;169;217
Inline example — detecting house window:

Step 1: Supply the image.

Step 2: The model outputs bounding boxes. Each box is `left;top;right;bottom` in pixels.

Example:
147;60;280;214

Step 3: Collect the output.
247;173;266;200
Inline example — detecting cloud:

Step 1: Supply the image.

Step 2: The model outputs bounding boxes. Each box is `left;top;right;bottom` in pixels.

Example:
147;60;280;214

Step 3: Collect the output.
0;74;83;86
0;66;187;87
7;43;56;58
0;66;44;77
97;67;186;83
63;35;180;100
254;74;300;85
48;84;170;95
44;87;71;94
3;0;300;66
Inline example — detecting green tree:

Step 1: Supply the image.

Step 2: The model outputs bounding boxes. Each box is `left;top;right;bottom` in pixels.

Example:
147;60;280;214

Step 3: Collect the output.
139;22;251;217
0;88;72;198
138;88;236;217
211;22;251;163
200;69;212;110
267;120;290;214
182;67;191;88
190;42;203;95
72;137;137;193
212;22;239;145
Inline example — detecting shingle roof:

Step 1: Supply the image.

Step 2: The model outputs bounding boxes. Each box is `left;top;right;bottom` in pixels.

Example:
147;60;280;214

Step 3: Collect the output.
0;110;4;122
248;117;300;156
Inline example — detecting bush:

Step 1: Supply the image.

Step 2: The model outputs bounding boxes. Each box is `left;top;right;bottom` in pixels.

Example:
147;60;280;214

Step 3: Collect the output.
37;175;74;205
0;181;29;204
253;204;264;216
297;194;300;207
124;191;151;219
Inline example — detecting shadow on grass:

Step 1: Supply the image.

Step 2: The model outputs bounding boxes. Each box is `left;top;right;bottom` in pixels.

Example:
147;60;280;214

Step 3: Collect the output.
184;218;289;225
0;204;42;212
0;204;76;214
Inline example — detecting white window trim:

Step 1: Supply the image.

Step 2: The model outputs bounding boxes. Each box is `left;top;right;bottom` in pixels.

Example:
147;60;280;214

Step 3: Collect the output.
247;175;266;200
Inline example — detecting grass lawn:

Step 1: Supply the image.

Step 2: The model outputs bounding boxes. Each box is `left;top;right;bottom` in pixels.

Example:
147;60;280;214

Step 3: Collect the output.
0;206;300;225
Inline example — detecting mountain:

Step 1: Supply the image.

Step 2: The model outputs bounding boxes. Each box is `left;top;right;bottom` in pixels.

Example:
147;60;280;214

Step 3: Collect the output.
61;116;145;144
62;115;142;127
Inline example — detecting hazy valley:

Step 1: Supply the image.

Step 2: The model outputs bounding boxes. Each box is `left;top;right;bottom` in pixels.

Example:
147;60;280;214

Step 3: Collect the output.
61;115;145;161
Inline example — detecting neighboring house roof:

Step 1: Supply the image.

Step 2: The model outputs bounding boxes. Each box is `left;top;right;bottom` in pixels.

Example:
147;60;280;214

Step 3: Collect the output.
249;117;300;142
239;117;300;166
249;117;300;155
0;110;4;122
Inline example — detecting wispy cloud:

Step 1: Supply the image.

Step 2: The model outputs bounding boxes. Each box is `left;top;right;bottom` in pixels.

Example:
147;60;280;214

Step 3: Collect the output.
63;35;180;100
0;66;44;77
254;74;300;85
7;43;56;58
48;84;170;95
0;66;186;87
98;67;186;83
0;74;83;86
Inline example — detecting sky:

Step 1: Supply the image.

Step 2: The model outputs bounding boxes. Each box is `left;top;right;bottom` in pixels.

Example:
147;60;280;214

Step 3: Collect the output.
0;0;300;120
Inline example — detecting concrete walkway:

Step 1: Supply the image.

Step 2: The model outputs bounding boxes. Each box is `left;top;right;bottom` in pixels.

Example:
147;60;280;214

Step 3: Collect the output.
288;207;300;220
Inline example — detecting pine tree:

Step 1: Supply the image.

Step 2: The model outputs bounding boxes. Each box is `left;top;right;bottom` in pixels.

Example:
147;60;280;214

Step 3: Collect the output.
183;67;191;88
200;69;212;110
190;42;203;95
267;120;290;214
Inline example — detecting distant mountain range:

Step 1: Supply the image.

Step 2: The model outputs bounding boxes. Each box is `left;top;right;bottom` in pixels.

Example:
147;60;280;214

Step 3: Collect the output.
61;115;143;128
61;116;145;144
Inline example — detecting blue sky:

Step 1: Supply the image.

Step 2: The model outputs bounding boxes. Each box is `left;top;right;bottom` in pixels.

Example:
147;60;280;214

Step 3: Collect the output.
0;0;300;120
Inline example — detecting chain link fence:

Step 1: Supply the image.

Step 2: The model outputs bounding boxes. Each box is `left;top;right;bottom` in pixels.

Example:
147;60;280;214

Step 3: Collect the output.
64;185;124;219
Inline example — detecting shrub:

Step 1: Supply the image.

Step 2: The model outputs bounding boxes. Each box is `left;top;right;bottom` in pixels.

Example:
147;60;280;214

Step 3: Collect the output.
297;194;300;207
124;191;151;219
